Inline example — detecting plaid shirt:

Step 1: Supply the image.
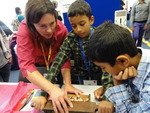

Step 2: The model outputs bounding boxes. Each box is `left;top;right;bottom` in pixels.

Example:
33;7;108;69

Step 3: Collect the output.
41;27;113;98
105;48;150;113
45;27;100;81
50;27;100;77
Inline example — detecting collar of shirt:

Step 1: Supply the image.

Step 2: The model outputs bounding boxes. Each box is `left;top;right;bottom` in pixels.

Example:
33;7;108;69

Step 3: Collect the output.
69;26;95;43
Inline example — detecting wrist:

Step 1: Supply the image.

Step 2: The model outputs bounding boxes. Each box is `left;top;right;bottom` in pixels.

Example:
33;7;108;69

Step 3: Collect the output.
64;80;72;86
46;85;56;95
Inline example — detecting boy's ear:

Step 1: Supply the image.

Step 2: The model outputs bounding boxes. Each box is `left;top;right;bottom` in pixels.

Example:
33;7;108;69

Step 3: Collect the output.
90;16;94;25
116;55;129;66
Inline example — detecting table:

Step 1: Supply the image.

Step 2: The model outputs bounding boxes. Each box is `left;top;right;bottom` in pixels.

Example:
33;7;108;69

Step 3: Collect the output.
63;84;101;104
0;82;101;112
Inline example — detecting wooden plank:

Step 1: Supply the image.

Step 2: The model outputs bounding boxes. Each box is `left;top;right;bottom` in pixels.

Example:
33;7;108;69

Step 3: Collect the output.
44;100;98;113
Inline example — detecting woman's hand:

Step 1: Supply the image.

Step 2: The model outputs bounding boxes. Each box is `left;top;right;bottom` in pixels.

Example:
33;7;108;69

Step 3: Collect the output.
94;87;104;100
49;85;73;113
64;84;83;97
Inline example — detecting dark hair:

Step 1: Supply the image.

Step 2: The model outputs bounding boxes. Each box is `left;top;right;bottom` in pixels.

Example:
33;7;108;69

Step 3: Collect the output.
15;7;21;14
87;21;138;66
67;0;92;18
25;0;57;33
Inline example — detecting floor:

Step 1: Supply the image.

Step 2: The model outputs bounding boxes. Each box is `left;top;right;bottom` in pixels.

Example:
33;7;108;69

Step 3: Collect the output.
9;69;20;82
1;41;149;83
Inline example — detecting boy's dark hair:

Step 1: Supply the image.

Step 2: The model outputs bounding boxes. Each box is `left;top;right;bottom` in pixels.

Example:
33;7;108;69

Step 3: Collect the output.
67;0;92;18
15;7;21;14
87;21;138;66
25;0;57;33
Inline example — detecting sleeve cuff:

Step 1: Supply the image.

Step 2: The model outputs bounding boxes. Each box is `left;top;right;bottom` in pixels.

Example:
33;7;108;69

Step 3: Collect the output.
61;59;71;69
39;90;48;97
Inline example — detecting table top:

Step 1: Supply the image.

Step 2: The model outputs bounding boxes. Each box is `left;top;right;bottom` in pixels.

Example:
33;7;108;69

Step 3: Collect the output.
0;82;101;112
0;82;101;103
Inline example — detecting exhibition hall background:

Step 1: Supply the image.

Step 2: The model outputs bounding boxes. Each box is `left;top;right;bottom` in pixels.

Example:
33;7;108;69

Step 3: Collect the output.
0;0;121;31
63;0;121;31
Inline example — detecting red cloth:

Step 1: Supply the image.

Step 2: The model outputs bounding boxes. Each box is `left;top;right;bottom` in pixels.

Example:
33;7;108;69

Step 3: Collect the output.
17;20;71;77
0;82;40;113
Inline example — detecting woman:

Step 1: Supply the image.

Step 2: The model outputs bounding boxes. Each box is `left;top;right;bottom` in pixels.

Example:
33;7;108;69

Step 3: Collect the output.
17;0;73;112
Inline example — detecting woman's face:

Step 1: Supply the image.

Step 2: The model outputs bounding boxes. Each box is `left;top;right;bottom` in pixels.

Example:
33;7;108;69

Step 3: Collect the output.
33;13;56;40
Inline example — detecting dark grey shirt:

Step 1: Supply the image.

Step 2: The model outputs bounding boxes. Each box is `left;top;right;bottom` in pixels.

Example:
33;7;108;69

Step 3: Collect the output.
0;27;11;68
130;1;150;27
0;45;8;68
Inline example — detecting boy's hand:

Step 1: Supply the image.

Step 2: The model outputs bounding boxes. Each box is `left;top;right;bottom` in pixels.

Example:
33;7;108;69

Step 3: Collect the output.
49;86;73;113
64;84;83;97
31;96;47;111
94;87;104;100
113;66;137;80
98;101;114;113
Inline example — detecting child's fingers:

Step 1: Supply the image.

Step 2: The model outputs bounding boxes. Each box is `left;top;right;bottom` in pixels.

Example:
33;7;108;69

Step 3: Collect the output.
94;87;104;100
122;68;129;80
31;102;35;107
31;96;47;111
33;103;40;110
128;66;138;78
95;93;102;100
113;71;123;80
96;95;103;100
94;91;98;98
127;66;137;78
131;66;138;77
114;66;137;81
40;103;45;111
94;90;101;100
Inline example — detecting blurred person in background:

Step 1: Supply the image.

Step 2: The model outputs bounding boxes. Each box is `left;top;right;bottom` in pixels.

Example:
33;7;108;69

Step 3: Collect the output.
130;0;150;47
0;26;11;82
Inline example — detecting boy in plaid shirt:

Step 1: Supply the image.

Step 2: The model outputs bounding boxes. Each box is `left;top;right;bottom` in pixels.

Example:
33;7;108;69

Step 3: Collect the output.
87;21;150;113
